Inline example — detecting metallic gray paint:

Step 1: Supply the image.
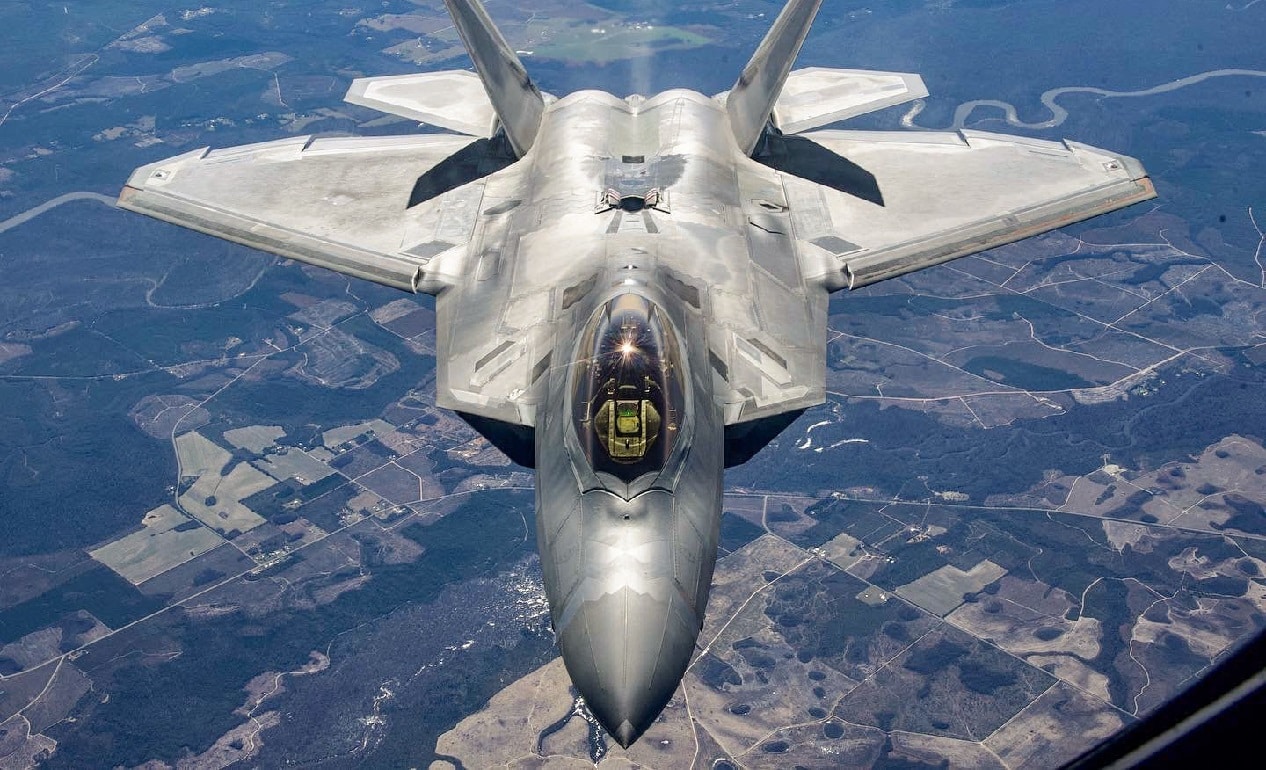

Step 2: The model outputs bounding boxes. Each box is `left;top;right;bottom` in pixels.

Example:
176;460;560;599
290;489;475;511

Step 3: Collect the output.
726;0;824;155
441;0;545;156
118;0;1157;747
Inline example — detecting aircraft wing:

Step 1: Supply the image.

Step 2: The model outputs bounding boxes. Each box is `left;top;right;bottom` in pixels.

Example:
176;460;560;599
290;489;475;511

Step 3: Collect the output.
784;129;1156;289
118;133;493;293
720;127;1156;430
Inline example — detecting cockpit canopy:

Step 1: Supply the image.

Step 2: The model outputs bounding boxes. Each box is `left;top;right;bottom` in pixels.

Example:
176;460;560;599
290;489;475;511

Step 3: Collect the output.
571;294;685;483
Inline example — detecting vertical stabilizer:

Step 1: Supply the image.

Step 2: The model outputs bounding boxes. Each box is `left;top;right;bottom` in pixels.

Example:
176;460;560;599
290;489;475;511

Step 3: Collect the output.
725;0;823;155
442;0;545;157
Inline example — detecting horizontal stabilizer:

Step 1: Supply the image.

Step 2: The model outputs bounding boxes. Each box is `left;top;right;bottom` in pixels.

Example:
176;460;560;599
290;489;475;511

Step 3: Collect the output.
345;70;497;136
726;0;823;155
443;0;545;157
774;68;928;134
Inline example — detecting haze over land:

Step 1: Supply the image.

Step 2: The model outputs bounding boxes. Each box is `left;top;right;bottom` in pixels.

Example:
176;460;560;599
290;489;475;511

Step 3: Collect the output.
1;1;1264;767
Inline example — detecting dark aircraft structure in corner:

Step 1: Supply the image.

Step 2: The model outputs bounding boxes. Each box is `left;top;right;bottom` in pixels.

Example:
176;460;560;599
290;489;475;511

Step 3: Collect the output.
119;0;1156;748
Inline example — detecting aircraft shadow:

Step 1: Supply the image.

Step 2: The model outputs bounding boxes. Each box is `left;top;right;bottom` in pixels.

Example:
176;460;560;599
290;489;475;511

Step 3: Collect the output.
408;135;517;208
756;132;885;207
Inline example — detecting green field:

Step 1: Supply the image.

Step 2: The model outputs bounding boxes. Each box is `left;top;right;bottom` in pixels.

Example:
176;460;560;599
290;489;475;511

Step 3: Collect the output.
90;505;224;585
534;23;711;64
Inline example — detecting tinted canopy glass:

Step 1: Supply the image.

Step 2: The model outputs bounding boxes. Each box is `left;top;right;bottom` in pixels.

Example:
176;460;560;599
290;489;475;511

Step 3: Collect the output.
572;294;684;483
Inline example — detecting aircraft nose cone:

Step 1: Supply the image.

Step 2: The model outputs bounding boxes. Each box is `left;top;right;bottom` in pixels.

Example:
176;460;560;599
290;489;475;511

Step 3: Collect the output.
556;585;699;748
614;721;639;750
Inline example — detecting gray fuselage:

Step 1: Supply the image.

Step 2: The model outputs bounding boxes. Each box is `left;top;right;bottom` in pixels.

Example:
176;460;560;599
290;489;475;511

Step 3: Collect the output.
498;90;740;743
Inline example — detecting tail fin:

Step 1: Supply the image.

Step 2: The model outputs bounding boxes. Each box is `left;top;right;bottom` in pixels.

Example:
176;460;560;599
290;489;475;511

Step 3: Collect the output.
442;0;545;157
725;0;823;156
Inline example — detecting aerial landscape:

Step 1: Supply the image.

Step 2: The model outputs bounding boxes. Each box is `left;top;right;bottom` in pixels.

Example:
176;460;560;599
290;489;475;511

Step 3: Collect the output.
1;0;1264;768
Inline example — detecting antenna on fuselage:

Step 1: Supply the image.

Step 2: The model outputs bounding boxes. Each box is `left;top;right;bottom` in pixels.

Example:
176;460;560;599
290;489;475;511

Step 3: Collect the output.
724;0;824;156
442;0;545;158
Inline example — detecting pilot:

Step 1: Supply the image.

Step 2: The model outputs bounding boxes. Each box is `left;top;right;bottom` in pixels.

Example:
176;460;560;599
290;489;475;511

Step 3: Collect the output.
593;381;662;462
574;294;683;482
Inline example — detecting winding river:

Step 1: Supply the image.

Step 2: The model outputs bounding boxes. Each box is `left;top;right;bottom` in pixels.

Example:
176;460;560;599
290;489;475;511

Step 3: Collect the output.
0;190;116;234
904;68;1266;131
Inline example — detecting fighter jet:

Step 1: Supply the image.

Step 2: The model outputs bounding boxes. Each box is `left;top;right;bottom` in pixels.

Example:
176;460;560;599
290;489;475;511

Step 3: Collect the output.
119;0;1155;748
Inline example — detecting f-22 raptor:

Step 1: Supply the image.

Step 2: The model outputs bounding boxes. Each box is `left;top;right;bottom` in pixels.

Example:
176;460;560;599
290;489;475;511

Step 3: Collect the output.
119;0;1155;747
